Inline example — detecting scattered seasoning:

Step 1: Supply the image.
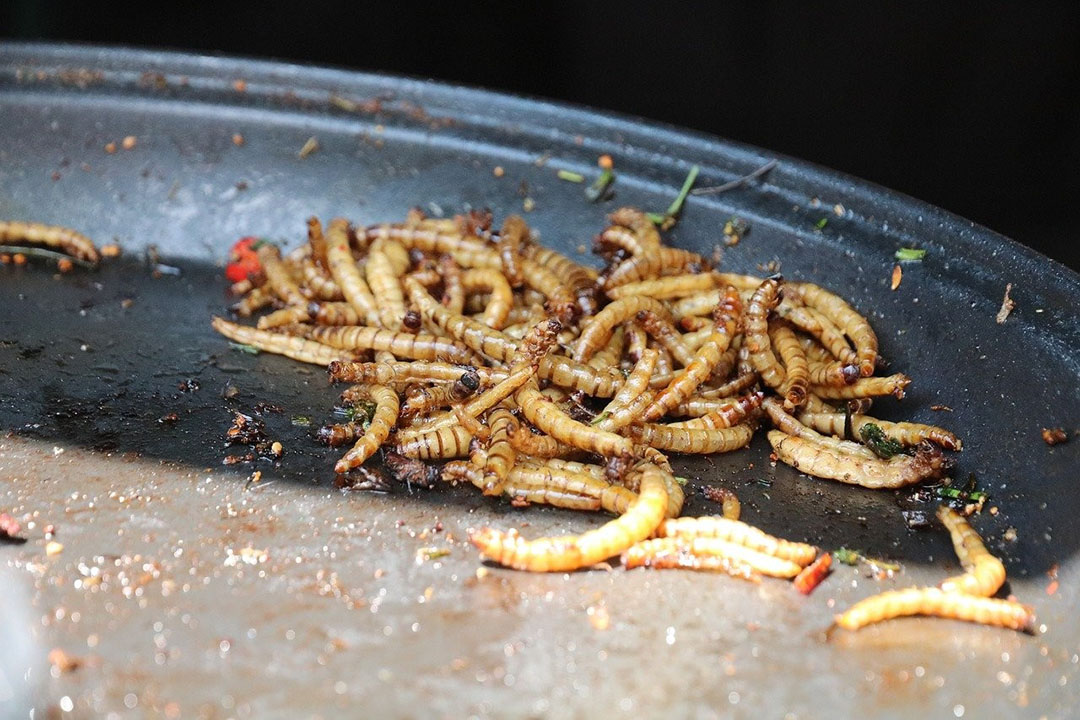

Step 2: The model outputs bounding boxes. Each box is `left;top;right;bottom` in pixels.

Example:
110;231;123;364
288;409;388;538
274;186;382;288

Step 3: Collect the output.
522;197;536;212
646;165;700;230
1041;427;1068;446
996;283;1015;324
13;253;26;265
225;236;263;282
587;604;611;630
228;342;260;355
298;136;320;159
45;541;64;556
232;133;245;147
859;423;903;459
556;169;585;183
224;547;267;566
814;217;828;230
104;142;117;154
48;648;83;674
895;247;927;262
157;412;179;424
100;243;122;258
692;158;778;196
121;135;137;150
585;156;616;202
1046;564;1059;595
1003;527;1018;542
244;470;263;490
834;547;900;575
930;404;953;412
57;258;73;273
936;486;987;503
793;553;832;595
890;264;902;291
416;547;450;563
492;166;505;178
1;512;25;542
901;509;933;529
291;415;312;427
722;216;750;246
232;79;247;93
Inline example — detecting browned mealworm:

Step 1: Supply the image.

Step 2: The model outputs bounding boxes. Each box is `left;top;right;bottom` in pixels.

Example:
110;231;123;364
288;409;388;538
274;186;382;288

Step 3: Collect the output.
520;257;577;324
629;422;755;454
574;297;673;363
694;370;760;399
659;246;709;273
406;277;519;362
937;506;1005;597
366;239;407;329
316;421;362;447
625;323;649;363
810;373;911;400
306;216;330;269
792;282;878;377
229;277;260;296
520;243;600;316
326;218;381;326
461;268;513;329
508;420;577;458
329;360;506;387
806;358;862;387
606;273;719;300
770;320;810;411
479;407;518;496
587;325;625;371
634;310;696;367
394;424;473;460
642;286;742;421
211;317;351;365
500;484;602;512
601;208;663;288
593;349;659;433
399;369;482;418
656;516;817;565
666;391;764;429
516;378;635;457
796;412;962;450
309;301;362;326
778;303;856;364
535;355;624;398
255;243;308;306
468;462;670;572
365;223;500;269
711;488;742;520
497;214;527;288
623;537;802;578
832;588;1035;634
652;344;674;376
0;220;99;264
505;463;637;515
767;430;950;489
232;285;276;317
744;276;787;391
294;325;477;363
256;304;312;329
438;254;465;315
299;257;344;300
621;542;761;581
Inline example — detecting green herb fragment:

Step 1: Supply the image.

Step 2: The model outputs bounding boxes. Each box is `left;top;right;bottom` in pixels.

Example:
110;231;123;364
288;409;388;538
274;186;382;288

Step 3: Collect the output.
834;547;860;566
859;423;904;459
290;416;312;427
647;165;701;229
936;486;988;502
416;547;450;561
834;547;901;571
557;169;585;183
228;342;261;355
589;411;611;426
673;476;690;486
338;400;377;425
895;247;927;262
585;168;615;202
814;217;828;230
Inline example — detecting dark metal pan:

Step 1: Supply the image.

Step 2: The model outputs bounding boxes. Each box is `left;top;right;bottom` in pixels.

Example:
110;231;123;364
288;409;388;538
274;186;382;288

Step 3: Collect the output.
2;43;1078;718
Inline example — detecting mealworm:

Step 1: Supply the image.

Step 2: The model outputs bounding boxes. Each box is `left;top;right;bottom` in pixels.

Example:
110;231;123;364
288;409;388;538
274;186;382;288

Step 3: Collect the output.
656;516;818;565
309;301;362;326
768;430;950;489
461;268;514;329
506;463;637;515
299;257;344;300
515;378;635;457
306;215;330;269
520;257;577;324
256;243;307;306
623;537;803;578
832;587;1036;634
394;424;473;459
770;320;810;411
796;412;962;450
607;273;720;301
232;285;276;317
211;317;352;365
0;220;99;264
326;218;381;326
601;208;662;288
806;358;862;387
634;310;696;367
256;304;312;329
497;215;527;288
707;488;742;520
593;349;659;433
621;543;760;581
500;484;602;512
587;325;625;371
629;422;755;454
365;223;500;269
367;240;407;329
293;325;477;363
406;277;519;362
508;421;577;458
399;369;482;418
332;384;400;472
574;297;673;363
666;391;764;429
642;286;742;422
937;506;1006;597
468;462;670;572
536;355;624;398
316;421;362;447
793;282;878;377
778;303;855;364
810;373;911;400
438;254;466;315
744;277;787;390
329;360;504;387
625;323;649;363
479;408;518;496
520;243;599;316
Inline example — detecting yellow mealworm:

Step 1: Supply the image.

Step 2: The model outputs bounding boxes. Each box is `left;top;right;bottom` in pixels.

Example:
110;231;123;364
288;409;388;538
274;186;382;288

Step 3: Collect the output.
506;463;637;515
806;358;862;387
367;240;407;329
309;301;362;326
293;325;477;363
520;257;577;324
593;349;659;433
778;303;856;364
400;369;482;418
629;422;755;454
306;216;330;269
602;208;663;288
256;304;312;329
497;214;527;288
256;243;307;306
625;323;649;363
606;272;719;300
501;484;602;512
516;377;635;457
744;277;787;390
468;462;670;572
520;243;599;316
438;254;466;315
937;506;1006;597
461;268;514;329
810;373;911;400
366;223;500;269
508;421;577;458
232;285;276;317
694;370;759;399
394;425;473;460
334;385;400;473
666;391;764;429
574;297;673;363
793;282;878;377
796;412;962;450
624;537;802;578
329;360;504;387
0;220;99;264
211;317;351;366
479;408;518;496
634;310;696;367
406;277;519;362
767;430;950;489
587;325;625;371
832;588;1035;634
621;543;761;582
326;218;381;326
299;256;344;300
656;516;817;565
770;320;810;411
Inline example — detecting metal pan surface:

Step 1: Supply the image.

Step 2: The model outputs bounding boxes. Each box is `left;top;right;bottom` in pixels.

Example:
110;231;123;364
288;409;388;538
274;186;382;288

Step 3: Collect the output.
1;43;1078;719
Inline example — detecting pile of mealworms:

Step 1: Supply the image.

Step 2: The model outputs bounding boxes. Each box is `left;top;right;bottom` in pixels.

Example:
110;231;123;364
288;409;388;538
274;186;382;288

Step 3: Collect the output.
1;213;1032;634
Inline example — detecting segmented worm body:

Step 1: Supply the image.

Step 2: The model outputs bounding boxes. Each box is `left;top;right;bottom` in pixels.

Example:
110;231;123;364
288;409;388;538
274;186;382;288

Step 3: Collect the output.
0;220;99;264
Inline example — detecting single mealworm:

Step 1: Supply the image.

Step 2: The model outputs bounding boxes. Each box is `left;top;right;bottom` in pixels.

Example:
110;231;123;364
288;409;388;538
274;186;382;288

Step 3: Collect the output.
256;304;312;329
505;463;637;515
520;257;577;324
623;537;803;578
367;239;407;329
406;277;519;362
796;412;962;450
292;325;477;363
634;310;696;367
316;421;362;447
298;256;344;300
479;407;519;496
461;268;514;329
399;369;482;418
655;516;817;565
468;462;670;572
438;254;466;315
515;378;635;457
607;273;720;301
629;422;755;455
574;297;674;363
743;277;787;390
306;216;330;269
497;215;527;288
666;391;764;429
832;587;1035;634
394;424;473;460
309;301;362;326
326;218;381;326
0;220;99;264
333;385;400;473
936;505;1006;597
211;317;352;365
770;320;810;411
520;243;599;316
792;282;878;377
810;373;911;400
256;243;307;306
621;543;761;582
593;349;659;433
602;208;663;288
329;360;505;387
587;325;625;371
232;285;276;317
625;323;649;363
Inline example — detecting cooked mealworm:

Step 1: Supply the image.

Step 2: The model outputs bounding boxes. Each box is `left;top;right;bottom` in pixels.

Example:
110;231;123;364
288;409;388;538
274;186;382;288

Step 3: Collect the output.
211;317;351;365
438;255;466;315
656;516;817;565
635;310;696;367
461;268;514;329
574;297;674;363
770;320;810;411
293;325;476;363
326;218;381;326
793;282;878;377
520;243;599;316
744;277;787;391
667;391;764;429
329;360;504;386
768;430;950;489
642;286;742;422
621;543;760;581
607;273;719;301
520;257;577;323
229;277;259;296
479;408;518;495
468;463;670;572
497;215;527;288
793;552;832;595
255;243;307;307
652;344;673;376
778;303;856;364
365;223;500;269
593;349;659;433
810;374;911;400
623;537;803;578
232;285;276;317
515;378;635;457
587;325;625;371
601;209;662;288
299;257;344;300
625;324;649;363
694;370;759;399
332;384;400;472
796;412;962;450
309;301;362;326
256;304;312;329
500;484;602;512
630;422;755;455
366;240;407;329
832;587;1035;634
706;488;742;521
659;246;708;274
506;463;637;515
937;506;1006;597
0;220;99;264
316;421;362;447
400;369;482;418
806;358;862;387
306;216;330;269
536;355;624;398
508;421;577;458
406;277;519;362
394;424;473;460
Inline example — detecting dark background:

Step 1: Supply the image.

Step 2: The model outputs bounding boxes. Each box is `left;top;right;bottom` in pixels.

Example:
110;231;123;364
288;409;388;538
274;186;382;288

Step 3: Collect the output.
4;2;1079;271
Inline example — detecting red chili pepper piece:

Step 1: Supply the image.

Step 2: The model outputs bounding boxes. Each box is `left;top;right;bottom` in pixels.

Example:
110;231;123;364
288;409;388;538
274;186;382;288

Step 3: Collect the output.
793;552;832;595
226;236;262;282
